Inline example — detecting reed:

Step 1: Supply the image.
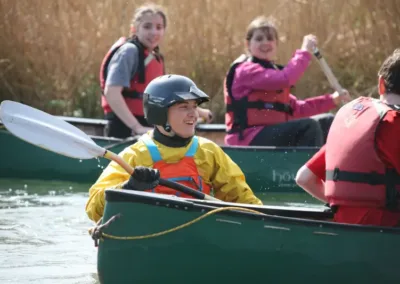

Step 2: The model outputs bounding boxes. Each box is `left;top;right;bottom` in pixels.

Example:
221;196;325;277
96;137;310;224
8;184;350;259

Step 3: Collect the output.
1;0;399;121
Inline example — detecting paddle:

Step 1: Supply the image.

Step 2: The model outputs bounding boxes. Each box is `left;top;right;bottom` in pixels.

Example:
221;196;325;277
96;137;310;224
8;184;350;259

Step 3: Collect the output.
0;100;220;202
313;47;344;94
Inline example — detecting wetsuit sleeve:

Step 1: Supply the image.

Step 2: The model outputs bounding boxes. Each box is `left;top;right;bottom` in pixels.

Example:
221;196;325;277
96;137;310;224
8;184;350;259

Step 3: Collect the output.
105;43;139;88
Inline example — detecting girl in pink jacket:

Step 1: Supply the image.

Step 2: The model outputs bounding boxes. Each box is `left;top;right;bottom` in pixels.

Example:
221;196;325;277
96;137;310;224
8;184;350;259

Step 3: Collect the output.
224;16;350;146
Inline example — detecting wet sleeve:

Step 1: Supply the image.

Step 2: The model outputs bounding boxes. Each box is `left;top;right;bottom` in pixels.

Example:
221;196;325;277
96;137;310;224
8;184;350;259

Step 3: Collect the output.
105;43;139;88
85;147;138;222
207;144;263;205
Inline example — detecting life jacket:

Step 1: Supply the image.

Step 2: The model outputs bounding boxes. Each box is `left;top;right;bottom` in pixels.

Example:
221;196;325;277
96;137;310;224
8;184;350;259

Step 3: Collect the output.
140;134;212;198
99;37;165;117
325;97;400;210
224;55;293;140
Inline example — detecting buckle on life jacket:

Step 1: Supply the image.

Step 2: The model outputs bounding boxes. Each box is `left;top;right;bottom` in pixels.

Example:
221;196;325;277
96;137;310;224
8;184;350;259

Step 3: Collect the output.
264;103;274;109
262;102;293;115
332;167;339;181
245;100;293;115
228;100;292;114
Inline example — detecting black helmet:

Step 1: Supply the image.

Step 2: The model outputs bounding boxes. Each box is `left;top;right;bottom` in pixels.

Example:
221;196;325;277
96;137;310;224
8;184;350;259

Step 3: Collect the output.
143;74;210;126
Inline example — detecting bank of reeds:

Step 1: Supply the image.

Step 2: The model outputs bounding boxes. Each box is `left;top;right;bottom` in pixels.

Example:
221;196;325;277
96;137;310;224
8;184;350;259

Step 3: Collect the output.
0;0;399;121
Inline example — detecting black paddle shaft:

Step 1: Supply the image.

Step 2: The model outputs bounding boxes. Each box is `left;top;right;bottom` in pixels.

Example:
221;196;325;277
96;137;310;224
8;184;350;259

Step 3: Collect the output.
159;178;206;200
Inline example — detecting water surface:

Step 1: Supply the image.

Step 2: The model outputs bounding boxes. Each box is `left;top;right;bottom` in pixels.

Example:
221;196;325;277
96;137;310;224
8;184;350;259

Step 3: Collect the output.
0;178;322;283
0;179;98;284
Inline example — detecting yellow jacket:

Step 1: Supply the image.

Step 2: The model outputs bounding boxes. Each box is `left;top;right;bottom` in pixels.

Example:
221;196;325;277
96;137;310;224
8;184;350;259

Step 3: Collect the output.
85;133;262;222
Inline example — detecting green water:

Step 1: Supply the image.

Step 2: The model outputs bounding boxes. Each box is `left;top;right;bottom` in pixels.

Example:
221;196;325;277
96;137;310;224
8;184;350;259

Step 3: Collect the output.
0;178;322;283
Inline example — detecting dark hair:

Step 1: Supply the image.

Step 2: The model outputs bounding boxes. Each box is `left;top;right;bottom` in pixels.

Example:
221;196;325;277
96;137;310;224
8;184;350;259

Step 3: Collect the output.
378;49;400;95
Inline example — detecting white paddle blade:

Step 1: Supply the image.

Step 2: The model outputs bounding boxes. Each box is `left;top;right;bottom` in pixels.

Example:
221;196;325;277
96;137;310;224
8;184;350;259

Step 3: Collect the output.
0;100;106;159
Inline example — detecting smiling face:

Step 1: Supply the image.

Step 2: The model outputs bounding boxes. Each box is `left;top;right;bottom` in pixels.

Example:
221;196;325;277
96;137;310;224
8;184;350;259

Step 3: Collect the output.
167;100;199;138
247;28;277;61
135;12;165;50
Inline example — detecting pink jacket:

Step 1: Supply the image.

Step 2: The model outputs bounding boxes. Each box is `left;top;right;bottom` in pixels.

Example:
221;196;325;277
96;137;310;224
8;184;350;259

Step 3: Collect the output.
224;50;337;146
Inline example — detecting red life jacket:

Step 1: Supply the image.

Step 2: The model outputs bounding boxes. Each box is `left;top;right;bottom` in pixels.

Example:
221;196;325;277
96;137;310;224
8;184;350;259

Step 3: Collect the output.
224;55;293;140
99;37;165;117
141;134;212;198
325;97;400;209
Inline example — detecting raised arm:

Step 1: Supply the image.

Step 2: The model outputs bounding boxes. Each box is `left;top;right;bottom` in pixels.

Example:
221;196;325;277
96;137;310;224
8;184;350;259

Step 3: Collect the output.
236;50;312;91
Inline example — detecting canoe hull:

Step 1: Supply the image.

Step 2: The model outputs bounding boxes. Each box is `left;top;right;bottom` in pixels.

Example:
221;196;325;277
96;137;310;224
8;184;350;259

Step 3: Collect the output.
0;116;318;193
97;190;400;284
0;129;118;183
222;146;317;193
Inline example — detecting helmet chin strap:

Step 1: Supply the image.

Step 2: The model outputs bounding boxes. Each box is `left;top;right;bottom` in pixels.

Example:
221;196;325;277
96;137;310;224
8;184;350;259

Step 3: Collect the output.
163;122;176;136
162;122;195;140
153;124;193;147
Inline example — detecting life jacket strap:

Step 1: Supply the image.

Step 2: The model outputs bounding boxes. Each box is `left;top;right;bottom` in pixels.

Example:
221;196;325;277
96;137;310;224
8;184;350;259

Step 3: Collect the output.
326;167;400;210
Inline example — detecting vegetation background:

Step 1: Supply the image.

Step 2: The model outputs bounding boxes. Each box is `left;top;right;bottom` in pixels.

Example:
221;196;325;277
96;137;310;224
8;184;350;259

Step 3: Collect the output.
1;0;399;122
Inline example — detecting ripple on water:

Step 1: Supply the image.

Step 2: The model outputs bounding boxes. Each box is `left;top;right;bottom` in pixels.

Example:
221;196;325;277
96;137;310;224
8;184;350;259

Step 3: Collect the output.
0;179;98;284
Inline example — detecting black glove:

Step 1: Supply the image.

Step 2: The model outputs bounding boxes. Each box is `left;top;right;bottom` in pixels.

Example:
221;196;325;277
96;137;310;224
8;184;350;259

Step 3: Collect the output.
122;166;160;191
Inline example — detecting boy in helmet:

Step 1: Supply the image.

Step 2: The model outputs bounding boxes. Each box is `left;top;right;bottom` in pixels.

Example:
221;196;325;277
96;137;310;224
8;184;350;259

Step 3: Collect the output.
86;74;262;223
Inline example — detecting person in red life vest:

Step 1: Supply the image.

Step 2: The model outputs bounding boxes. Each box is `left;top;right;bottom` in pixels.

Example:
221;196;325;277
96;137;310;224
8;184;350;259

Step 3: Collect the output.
100;4;166;138
99;4;214;138
86;74;262;223
224;16;351;146
296;49;400;227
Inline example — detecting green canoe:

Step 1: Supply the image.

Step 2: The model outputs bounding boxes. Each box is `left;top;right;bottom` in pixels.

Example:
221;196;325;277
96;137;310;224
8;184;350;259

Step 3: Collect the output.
96;189;400;284
0;116;318;193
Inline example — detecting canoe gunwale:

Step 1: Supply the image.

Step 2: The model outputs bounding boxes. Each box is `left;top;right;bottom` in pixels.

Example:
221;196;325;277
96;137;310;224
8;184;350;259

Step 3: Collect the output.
105;189;400;234
89;135;126;142
2;120;320;151
221;145;321;151
55;116;227;132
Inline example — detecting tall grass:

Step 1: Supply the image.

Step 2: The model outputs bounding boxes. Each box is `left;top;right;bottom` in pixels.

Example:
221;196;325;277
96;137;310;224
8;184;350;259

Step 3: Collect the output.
1;0;399;121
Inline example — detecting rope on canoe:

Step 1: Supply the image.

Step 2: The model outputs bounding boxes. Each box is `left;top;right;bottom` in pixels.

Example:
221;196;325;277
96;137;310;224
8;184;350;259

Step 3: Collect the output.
88;206;267;244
